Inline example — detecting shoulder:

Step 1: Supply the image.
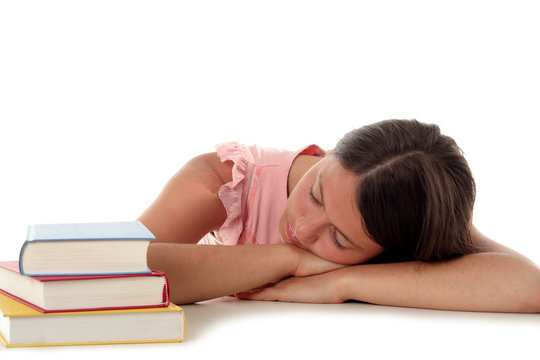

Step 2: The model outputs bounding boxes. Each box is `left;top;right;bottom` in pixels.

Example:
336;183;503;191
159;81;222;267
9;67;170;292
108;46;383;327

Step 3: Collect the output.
190;152;234;188
174;152;234;195
470;225;517;255
198;143;325;192
137;152;233;244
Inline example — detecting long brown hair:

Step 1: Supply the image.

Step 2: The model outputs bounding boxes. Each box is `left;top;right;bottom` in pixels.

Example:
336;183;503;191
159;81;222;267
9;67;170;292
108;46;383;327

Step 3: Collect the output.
332;119;477;262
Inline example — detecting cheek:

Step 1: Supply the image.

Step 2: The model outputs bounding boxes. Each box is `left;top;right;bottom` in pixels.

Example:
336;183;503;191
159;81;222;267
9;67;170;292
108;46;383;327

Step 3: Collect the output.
286;186;311;218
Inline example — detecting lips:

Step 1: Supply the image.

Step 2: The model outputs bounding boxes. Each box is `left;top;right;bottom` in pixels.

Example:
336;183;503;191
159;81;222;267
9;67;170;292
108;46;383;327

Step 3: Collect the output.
286;222;302;247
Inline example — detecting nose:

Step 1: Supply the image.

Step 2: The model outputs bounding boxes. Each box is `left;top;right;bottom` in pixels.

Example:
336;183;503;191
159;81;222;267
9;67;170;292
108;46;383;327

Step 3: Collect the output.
295;213;327;244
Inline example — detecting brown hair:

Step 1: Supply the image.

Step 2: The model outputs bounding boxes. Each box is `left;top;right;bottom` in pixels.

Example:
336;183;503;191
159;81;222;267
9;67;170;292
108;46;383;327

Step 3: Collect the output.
332;119;477;262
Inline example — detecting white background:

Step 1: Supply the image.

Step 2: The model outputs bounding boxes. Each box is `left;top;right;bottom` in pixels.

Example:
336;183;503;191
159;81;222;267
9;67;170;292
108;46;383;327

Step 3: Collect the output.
0;1;539;359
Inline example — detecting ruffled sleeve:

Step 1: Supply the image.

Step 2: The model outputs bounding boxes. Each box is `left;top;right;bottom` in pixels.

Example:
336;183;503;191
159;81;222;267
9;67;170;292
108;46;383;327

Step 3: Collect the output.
210;142;250;245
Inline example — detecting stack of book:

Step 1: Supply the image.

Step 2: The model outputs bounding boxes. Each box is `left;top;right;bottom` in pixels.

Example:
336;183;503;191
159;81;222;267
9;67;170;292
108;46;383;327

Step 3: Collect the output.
0;221;185;347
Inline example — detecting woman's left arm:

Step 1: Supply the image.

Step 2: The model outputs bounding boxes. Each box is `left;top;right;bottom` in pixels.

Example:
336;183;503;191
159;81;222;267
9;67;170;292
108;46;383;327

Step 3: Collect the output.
238;227;540;313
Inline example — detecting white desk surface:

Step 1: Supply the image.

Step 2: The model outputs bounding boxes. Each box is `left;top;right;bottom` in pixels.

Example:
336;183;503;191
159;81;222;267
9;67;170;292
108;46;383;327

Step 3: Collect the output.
2;296;538;360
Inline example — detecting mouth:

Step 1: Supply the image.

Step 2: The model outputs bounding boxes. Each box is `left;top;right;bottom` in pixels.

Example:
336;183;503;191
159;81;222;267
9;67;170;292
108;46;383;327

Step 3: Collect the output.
286;222;303;247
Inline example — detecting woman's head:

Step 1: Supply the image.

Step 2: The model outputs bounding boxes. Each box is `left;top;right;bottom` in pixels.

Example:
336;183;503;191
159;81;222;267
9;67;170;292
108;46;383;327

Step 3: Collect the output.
280;154;385;265
332;119;477;262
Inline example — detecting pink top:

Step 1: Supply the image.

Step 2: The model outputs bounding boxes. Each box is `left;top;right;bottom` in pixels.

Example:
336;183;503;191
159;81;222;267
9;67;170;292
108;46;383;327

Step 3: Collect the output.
198;142;326;246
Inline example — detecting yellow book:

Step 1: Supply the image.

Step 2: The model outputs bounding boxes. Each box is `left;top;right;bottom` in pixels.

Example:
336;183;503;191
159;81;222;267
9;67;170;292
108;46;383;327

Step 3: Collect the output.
0;293;185;347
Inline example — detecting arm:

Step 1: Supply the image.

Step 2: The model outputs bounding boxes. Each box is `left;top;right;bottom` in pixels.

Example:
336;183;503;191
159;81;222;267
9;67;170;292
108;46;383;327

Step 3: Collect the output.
340;249;540;313
239;227;540;313
148;243;343;304
138;152;232;244
148;243;295;304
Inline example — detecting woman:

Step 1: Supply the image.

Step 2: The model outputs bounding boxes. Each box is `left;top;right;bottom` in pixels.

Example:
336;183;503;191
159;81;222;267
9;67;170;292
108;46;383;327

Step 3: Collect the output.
140;119;540;312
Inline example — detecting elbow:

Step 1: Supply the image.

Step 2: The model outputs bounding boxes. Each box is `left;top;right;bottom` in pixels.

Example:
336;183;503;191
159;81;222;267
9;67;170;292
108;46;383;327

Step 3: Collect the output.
495;253;540;313
490;256;540;313
527;278;540;313
518;267;540;313
520;291;540;313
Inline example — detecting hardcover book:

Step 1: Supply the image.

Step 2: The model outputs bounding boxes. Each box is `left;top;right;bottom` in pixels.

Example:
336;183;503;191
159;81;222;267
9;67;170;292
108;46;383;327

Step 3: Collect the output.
19;221;155;276
0;261;170;313
0;293;185;347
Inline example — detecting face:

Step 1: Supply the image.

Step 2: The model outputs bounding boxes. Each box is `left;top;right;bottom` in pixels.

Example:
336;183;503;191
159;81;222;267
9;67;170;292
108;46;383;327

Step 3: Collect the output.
279;156;384;265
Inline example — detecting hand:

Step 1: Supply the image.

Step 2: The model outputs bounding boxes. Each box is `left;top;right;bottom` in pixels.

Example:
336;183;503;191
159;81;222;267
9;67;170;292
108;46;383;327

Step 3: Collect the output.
291;245;345;277
236;270;346;304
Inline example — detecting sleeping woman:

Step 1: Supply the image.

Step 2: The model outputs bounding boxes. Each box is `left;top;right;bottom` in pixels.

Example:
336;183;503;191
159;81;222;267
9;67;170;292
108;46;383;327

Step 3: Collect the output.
139;119;540;312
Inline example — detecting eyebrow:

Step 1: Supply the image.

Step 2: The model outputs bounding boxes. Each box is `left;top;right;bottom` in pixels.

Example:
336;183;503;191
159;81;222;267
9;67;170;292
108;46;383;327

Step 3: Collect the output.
317;172;363;250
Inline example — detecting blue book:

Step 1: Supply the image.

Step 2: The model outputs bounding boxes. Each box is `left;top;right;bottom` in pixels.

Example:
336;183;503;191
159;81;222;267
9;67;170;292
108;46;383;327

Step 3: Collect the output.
19;221;155;276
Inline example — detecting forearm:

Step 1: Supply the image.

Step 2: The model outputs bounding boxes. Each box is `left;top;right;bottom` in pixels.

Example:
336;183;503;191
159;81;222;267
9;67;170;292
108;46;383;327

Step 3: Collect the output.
340;252;540;313
147;243;297;304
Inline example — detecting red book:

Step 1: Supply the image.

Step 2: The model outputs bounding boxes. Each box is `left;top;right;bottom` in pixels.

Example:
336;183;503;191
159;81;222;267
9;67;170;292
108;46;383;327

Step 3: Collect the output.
0;261;169;313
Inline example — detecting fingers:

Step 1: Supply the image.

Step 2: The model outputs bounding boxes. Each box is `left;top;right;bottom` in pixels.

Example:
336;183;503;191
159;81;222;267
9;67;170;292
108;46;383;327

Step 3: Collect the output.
235;287;277;301
236;272;344;304
235;278;292;301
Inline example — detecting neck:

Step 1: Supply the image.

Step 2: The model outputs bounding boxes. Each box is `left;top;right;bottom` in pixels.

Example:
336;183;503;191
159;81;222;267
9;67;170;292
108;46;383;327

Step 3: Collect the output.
287;154;323;196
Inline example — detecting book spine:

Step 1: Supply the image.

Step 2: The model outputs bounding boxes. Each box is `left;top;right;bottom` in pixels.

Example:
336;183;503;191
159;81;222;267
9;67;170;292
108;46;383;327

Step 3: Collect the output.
19;225;36;274
18;241;29;274
162;273;171;306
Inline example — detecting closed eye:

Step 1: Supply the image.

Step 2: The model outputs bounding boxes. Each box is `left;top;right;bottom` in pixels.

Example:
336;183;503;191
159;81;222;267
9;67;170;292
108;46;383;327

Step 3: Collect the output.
310;187;347;250
331;228;347;249
309;187;322;206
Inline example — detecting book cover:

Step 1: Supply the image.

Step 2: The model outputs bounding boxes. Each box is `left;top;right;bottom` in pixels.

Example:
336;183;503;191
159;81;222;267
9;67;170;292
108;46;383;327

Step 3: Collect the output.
25;221;155;242
19;221;155;276
0;293;185;347
0;261;170;313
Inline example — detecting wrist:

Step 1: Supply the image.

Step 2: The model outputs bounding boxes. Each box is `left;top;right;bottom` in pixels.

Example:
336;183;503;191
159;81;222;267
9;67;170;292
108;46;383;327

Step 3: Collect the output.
334;266;357;302
279;244;302;277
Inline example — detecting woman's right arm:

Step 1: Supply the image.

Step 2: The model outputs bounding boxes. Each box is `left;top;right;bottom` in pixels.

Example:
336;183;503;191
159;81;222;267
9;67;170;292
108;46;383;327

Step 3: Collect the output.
138;153;342;304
